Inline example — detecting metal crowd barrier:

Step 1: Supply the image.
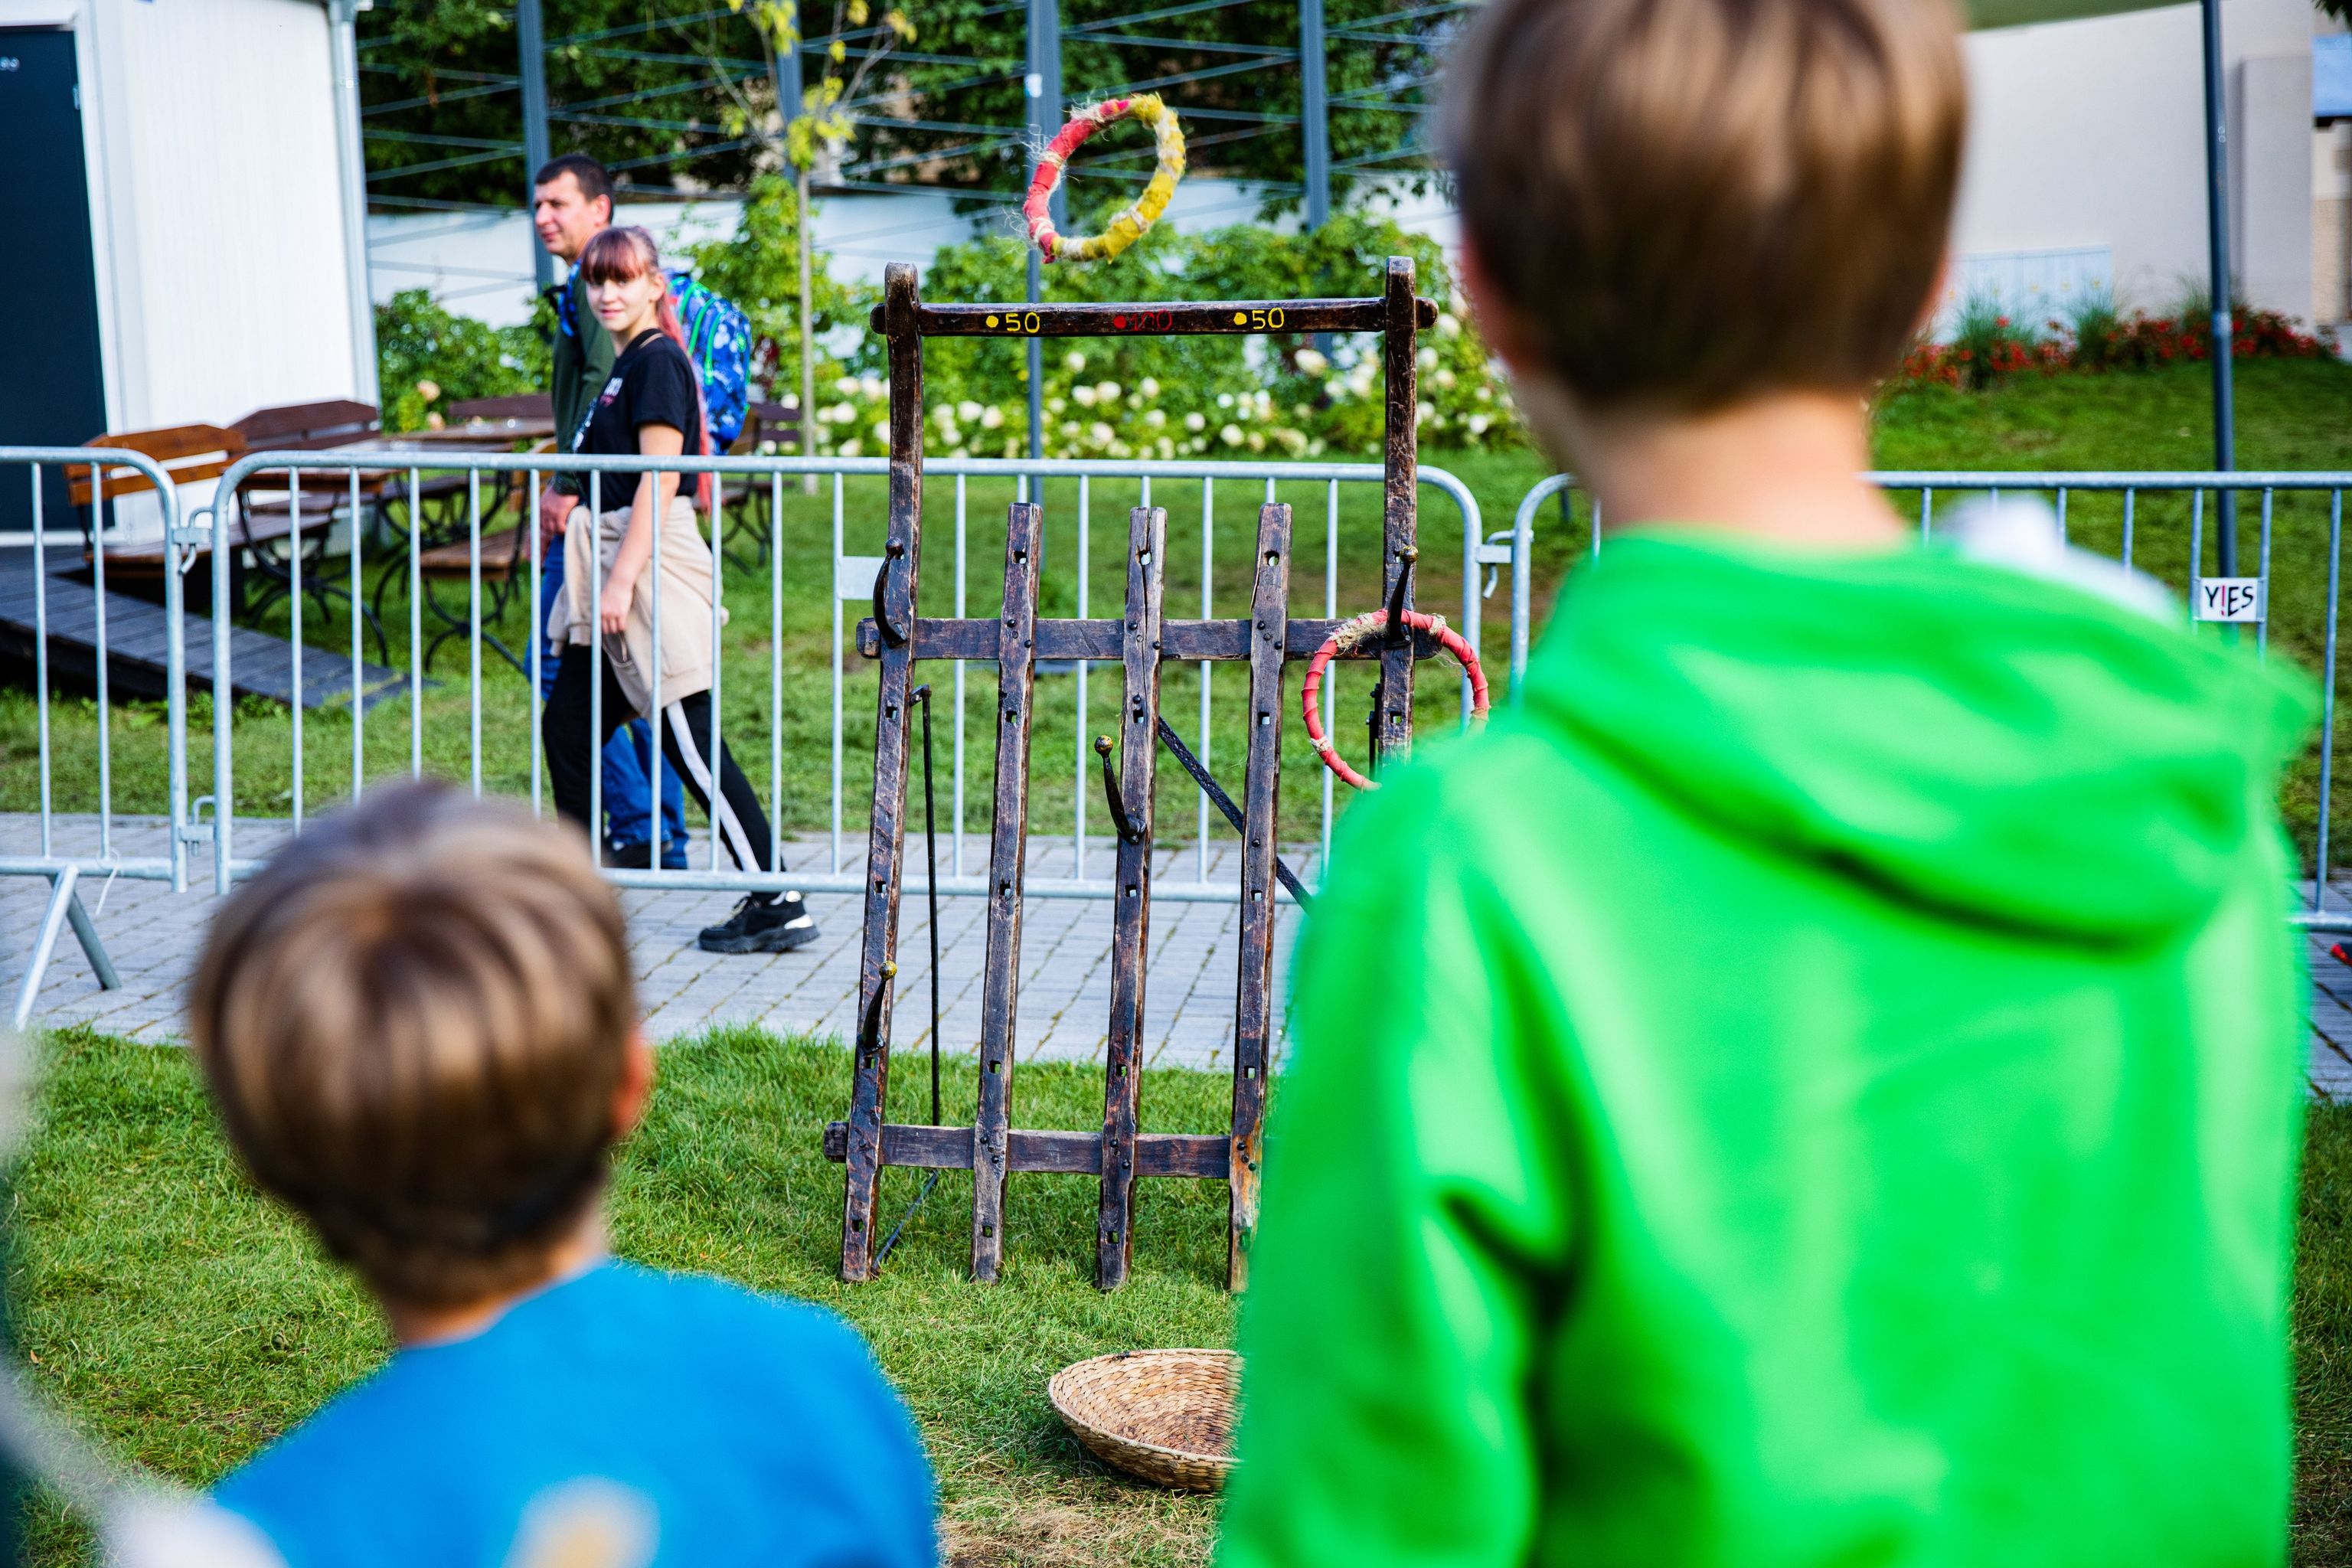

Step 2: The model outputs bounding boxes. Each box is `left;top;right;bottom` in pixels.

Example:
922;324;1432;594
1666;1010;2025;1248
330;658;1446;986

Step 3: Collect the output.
0;445;191;1027
12;451;2351;1024
191;449;1503;909
1513;470;2352;931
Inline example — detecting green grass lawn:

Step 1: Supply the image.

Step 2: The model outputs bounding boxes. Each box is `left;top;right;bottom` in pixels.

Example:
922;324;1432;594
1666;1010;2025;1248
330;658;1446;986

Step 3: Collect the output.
8;1027;2352;1564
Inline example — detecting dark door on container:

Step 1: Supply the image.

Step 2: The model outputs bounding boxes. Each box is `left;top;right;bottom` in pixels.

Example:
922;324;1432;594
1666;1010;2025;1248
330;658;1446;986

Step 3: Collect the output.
0;30;106;534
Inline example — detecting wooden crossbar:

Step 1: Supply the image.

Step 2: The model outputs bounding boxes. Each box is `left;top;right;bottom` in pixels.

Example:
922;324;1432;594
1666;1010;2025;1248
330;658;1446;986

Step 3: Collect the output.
854;616;1452;662
868;296;1439;339
831;258;1432;1292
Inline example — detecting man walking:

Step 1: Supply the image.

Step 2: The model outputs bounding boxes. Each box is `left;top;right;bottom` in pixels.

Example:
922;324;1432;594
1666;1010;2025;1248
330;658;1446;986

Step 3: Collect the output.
532;152;688;870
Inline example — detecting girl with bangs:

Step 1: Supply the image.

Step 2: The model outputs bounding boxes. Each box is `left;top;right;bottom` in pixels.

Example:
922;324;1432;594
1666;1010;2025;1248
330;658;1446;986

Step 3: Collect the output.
541;225;816;956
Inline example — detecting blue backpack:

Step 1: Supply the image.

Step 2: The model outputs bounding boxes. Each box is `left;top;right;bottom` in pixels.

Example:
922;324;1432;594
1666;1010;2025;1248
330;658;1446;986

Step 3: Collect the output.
666;270;753;450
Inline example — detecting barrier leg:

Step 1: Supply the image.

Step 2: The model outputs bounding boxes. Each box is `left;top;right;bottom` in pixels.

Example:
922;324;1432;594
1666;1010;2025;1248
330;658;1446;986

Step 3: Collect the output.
64;884;119;992
11;867;80;1031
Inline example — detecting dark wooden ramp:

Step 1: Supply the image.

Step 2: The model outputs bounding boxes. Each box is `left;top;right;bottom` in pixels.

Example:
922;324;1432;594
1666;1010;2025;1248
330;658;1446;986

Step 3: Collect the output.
0;564;413;712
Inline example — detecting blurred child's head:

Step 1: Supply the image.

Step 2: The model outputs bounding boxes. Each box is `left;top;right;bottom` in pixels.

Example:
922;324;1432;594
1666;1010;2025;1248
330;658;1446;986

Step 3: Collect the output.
190;782;642;1310
1445;0;1965;430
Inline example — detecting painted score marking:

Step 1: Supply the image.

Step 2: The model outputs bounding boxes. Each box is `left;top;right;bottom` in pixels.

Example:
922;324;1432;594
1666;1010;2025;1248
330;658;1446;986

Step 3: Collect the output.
992;310;1044;335
2194;577;2264;623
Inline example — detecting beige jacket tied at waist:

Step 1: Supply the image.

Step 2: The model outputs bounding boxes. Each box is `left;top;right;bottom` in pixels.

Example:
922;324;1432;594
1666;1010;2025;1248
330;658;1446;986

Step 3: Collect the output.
546;498;727;717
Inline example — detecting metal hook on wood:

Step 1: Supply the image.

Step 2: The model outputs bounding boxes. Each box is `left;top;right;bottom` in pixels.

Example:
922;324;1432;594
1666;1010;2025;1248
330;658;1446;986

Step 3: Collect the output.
873;541;909;648
858;960;897;1059
1095;734;1145;844
1383;544;1418;648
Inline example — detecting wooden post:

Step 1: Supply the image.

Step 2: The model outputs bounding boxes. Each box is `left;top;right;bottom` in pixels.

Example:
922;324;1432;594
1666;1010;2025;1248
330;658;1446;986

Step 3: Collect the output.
838;263;925;1282
1228;501;1292;1290
972;500;1045;1283
1096;505;1169;1289
1375;256;1419;770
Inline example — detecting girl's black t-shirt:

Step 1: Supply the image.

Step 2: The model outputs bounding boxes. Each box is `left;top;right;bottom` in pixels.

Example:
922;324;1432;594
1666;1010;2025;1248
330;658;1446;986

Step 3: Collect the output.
574;329;704;460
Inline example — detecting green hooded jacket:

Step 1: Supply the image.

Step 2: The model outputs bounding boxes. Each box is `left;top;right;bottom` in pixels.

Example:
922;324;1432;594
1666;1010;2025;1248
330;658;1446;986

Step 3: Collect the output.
1221;529;2316;1568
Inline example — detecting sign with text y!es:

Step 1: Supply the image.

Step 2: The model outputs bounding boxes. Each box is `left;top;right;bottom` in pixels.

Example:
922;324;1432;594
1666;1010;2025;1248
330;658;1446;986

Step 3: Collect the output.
2194;577;2265;623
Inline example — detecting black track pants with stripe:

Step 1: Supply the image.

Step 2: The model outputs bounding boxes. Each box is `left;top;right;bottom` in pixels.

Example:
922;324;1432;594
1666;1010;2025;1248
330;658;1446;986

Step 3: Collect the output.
544;645;785;876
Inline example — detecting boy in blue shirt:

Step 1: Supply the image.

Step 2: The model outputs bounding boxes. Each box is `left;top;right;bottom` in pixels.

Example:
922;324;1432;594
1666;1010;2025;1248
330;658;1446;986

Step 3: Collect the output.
187;781;935;1568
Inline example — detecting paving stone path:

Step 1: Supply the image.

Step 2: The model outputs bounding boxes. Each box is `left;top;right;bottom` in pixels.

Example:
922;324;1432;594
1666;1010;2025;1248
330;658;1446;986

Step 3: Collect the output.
0;815;1306;1073
11;813;2352;1101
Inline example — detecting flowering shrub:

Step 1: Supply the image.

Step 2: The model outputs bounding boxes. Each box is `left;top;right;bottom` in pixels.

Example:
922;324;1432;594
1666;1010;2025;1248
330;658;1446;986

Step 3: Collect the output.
824;214;1525;460
374;289;549;433
1894;289;2336;391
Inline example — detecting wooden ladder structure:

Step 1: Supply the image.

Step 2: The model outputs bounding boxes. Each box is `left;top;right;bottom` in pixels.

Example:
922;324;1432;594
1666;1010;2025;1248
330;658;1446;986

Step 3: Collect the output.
825;257;1439;1290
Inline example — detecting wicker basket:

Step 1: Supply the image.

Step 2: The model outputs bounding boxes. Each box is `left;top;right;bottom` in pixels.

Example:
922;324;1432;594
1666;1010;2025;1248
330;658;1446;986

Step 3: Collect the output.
1047;1348;1240;1492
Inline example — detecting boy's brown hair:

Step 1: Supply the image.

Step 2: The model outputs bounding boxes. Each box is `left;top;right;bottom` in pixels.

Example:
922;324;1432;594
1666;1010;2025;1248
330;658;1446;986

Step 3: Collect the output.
1444;0;1966;412
189;781;636;1307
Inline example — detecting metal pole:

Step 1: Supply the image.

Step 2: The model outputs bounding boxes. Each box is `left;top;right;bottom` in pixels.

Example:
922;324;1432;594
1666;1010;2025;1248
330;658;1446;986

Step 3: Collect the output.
1302;0;1329;229
1026;0;1061;474
2200;0;2236;573
785;12;818;494
326;1;379;403
800;167;818;494
518;0;555;292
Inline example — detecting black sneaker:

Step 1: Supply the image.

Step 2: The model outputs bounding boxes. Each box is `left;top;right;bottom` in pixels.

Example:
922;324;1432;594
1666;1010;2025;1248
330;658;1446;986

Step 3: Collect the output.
605;839;656;870
698;893;819;955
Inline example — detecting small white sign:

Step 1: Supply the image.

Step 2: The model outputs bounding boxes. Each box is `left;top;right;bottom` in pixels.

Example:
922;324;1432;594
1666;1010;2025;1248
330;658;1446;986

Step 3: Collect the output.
2194;577;2265;623
835;554;887;602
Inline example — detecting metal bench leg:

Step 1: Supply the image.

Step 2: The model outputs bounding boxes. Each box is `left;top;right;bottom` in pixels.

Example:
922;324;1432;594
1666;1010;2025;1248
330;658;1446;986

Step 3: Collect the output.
11;867;116;1031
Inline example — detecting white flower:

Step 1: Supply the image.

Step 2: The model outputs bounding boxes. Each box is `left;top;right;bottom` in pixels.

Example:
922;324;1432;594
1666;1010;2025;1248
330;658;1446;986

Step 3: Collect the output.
1095;381;1120;403
980;405;1005;430
1416;346;1439;371
1416;400;1435;424
1047;397;1067;414
940;425;962;447
1072;384;1098;407
833;376;858;397
1217;392;1234;409
1467;413;1491;436
1475;385;1493;402
1436;312;1462;337
1276;428;1308;455
957;400;982;423
1060;420;1081;436
780;394;800;410
1246;431;1266;452
860;376;884;398
1156;436;1175;459
1144;409;1166;428
932;404;953;425
1325;379;1348;400
827;403;855;424
1435;368;1457;390
1294;348;1328;376
1089;421;1114;445
1138;377;1160;398
871;420;891;441
1184;411;1207;432
1064;351;1088;372
1220;423;1244;446
838;439;862;457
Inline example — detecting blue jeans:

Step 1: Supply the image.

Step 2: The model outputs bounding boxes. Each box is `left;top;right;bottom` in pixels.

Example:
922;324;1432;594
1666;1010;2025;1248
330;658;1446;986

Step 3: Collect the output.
541;535;689;864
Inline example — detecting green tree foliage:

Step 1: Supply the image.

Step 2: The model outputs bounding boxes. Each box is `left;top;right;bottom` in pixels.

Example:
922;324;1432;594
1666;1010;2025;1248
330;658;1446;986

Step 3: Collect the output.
678;175;871;401
358;2;780;207
358;0;1456;215
374;289;552;432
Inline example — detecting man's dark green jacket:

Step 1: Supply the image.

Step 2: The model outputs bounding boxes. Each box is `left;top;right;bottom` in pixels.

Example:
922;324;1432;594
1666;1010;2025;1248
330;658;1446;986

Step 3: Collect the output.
547;271;613;498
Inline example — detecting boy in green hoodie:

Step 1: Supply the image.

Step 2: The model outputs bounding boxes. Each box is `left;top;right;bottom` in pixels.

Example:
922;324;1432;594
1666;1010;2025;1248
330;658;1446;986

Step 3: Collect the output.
1219;2;2317;1565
